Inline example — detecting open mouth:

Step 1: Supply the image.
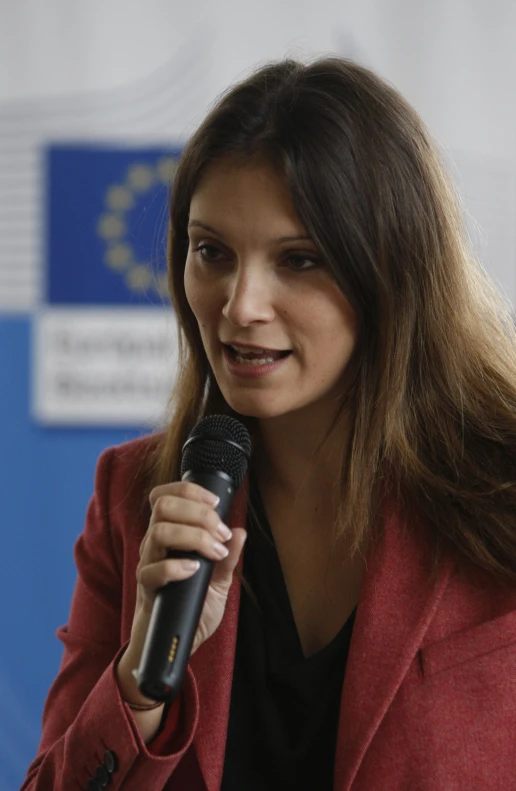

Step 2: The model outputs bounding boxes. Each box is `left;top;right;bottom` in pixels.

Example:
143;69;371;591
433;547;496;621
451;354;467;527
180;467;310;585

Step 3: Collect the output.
224;344;292;366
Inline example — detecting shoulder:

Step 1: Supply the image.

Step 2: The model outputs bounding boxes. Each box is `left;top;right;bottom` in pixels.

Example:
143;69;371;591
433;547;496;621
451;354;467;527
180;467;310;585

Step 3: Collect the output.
94;432;161;487
91;432;163;537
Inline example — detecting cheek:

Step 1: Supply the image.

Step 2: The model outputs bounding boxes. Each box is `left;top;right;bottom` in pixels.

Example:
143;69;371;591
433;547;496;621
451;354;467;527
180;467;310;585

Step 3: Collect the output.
183;260;198;315
303;297;357;349
184;261;211;328
327;292;357;346
302;312;357;382
183;264;223;357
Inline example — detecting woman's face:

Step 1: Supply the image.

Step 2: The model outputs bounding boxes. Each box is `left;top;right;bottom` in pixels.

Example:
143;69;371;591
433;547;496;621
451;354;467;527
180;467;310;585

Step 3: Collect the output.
184;158;357;422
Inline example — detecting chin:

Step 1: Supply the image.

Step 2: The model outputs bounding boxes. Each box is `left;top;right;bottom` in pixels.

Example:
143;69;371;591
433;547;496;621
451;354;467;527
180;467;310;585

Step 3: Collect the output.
223;394;287;421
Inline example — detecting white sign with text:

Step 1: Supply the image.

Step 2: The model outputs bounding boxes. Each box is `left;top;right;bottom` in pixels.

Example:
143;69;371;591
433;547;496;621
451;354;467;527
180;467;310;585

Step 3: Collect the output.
33;308;178;426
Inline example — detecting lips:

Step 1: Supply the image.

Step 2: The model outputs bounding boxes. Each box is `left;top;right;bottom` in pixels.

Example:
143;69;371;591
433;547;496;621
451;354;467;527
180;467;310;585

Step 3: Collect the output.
224;342;291;362
221;343;292;378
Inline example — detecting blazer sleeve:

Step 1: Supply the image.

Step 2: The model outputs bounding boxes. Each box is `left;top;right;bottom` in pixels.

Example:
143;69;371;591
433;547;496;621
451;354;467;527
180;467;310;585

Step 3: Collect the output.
20;445;200;791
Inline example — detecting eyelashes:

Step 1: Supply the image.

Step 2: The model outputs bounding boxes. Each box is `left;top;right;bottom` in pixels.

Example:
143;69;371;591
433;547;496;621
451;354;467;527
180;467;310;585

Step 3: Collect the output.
191;243;322;272
193;243;224;262
285;255;322;272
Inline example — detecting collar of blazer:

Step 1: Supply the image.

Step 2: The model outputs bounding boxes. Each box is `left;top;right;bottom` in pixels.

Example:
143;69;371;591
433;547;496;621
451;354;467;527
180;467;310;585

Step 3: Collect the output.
189;479;454;791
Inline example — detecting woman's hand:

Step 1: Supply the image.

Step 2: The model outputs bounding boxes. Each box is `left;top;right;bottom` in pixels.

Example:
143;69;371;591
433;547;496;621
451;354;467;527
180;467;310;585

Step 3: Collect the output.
116;480;246;717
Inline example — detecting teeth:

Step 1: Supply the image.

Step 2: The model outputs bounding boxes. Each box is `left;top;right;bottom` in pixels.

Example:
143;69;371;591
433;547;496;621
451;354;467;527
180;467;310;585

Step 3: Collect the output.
235;355;275;365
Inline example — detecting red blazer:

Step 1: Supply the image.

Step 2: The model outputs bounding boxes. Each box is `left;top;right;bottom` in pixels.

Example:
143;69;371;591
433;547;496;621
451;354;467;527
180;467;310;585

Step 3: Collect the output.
21;436;516;790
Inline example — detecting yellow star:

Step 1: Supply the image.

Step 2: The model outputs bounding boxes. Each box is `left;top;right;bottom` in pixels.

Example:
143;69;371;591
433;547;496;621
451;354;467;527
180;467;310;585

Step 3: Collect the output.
126;264;152;292
157;157;178;184
97;213;126;240
106;186;134;211
127;164;155;192
105;243;132;271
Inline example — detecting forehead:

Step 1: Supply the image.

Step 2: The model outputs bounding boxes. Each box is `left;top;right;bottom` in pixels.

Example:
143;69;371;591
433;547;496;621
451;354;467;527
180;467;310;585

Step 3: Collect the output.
189;158;307;235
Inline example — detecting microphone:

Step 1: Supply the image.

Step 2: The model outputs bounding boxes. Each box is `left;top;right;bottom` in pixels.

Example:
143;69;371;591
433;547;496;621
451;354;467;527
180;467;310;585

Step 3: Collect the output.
136;414;251;702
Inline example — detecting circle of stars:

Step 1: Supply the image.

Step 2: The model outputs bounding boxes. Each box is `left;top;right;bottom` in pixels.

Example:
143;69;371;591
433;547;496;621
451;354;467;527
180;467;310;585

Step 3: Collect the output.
97;157;178;298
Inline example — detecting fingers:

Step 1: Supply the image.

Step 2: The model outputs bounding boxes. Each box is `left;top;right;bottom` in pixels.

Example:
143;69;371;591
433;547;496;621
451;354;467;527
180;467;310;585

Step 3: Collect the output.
144;499;229;562
138;481;237;592
150;522;232;564
137;527;247;597
138;482;246;601
137;556;201;592
150;493;223;532
140;484;228;563
149;480;219;510
210;528;247;587
132;482;246;661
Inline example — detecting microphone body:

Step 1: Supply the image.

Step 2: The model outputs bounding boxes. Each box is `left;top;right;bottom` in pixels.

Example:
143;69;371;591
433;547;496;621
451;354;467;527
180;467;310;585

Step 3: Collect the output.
136;416;250;702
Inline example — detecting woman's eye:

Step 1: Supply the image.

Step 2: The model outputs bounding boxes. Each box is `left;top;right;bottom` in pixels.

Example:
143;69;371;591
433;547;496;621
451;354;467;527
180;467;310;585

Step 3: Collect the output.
286;255;321;272
193;243;224;262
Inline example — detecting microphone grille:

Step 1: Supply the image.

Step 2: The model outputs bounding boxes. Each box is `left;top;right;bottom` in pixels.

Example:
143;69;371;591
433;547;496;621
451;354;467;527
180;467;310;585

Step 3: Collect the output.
181;415;251;488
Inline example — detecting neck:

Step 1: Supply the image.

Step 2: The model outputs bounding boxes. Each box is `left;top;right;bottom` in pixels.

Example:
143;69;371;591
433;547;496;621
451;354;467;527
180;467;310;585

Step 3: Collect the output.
251;405;352;513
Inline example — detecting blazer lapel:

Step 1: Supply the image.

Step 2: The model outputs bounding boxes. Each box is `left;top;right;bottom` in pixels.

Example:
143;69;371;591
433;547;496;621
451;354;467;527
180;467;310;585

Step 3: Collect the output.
334;500;453;790
189;481;248;791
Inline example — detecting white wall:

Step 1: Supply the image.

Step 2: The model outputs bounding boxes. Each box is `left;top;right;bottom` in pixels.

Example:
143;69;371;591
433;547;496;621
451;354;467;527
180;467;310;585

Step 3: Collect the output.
1;0;515;309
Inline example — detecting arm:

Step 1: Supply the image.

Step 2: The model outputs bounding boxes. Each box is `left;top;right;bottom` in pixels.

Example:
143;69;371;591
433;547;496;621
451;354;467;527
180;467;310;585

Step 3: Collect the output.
20;445;200;791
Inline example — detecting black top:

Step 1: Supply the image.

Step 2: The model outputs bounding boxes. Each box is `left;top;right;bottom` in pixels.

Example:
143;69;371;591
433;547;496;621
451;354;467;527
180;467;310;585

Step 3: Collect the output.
221;482;356;790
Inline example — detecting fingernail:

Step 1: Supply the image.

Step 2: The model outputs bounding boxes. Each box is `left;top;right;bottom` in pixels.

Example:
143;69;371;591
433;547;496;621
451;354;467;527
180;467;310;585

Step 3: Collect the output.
216;523;232;542
213;542;230;559
181;559;200;571
202;491;220;507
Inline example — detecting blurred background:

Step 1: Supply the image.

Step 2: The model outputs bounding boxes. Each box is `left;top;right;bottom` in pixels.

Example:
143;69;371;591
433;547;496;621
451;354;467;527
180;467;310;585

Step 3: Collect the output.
1;1;516;787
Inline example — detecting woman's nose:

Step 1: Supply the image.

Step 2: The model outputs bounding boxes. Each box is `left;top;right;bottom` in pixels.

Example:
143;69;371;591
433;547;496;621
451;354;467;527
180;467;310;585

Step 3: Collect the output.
221;266;275;327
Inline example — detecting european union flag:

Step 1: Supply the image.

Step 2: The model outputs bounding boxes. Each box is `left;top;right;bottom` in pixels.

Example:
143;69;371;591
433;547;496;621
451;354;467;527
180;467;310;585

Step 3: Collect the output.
46;145;182;305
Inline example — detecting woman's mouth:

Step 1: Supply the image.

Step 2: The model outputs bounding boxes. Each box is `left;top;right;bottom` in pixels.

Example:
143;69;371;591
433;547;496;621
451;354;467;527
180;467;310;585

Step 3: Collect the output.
222;343;292;377
226;344;291;365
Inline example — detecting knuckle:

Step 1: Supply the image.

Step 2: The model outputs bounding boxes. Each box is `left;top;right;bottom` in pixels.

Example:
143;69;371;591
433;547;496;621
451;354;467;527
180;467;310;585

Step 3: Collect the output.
136;564;148;587
149;484;172;509
149;485;161;505
150;520;167;546
153;495;169;519
173;480;190;499
181;481;199;500
148;487;159;508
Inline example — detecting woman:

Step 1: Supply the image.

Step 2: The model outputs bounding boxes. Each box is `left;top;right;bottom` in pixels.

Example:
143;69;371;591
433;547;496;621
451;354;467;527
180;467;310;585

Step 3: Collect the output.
22;57;516;790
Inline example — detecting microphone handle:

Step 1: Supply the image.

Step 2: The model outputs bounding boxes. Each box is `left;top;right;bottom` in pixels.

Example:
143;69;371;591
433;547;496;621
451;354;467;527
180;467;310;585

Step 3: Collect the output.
136;470;236;702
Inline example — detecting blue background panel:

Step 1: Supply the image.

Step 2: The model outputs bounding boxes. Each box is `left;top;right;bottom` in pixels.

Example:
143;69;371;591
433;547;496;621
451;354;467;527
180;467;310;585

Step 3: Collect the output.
47;145;179;305
0;317;143;790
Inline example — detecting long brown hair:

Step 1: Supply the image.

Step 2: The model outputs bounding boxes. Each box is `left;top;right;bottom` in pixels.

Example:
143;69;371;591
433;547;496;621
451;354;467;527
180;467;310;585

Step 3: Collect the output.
150;56;516;583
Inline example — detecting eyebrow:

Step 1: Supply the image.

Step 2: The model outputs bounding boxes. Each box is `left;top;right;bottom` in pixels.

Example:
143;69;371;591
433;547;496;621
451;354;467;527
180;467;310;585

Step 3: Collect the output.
187;219;314;245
